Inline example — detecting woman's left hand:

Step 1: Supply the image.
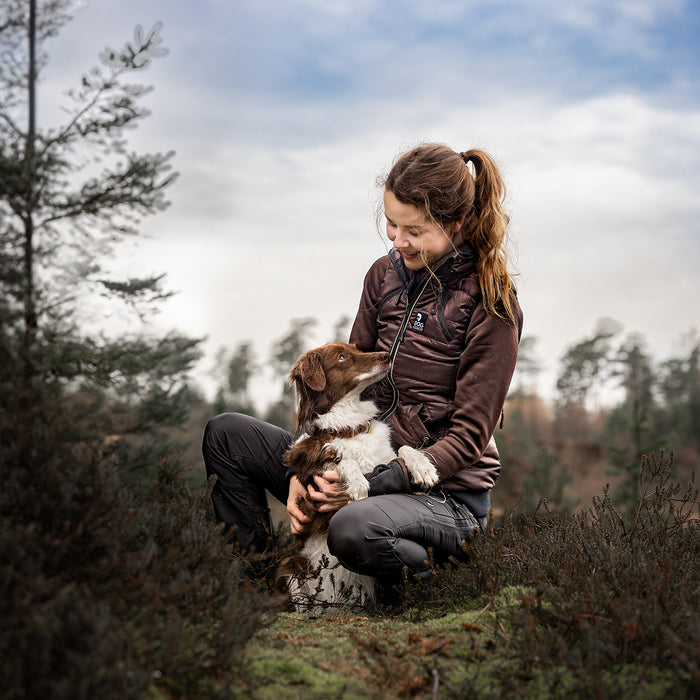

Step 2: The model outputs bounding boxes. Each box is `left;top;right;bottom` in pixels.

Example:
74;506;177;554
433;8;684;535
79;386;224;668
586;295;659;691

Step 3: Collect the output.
306;470;351;513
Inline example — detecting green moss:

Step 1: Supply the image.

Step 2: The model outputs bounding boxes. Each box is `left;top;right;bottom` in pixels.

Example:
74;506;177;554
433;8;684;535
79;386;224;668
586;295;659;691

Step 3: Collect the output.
245;655;357;699
236;592;691;700
492;585;535;609
240;606;507;699
599;665;689;699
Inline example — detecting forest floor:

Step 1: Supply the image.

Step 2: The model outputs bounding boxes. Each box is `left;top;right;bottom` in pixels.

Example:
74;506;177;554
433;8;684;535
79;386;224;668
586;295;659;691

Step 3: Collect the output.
235;590;526;699
227;587;681;700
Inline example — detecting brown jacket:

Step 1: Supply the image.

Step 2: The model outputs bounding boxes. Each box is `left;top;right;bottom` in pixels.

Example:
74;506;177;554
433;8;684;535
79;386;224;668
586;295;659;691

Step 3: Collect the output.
349;244;523;491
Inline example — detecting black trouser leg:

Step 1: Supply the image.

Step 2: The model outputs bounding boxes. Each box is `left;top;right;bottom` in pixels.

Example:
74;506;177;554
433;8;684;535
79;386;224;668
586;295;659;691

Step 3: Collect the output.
327;490;489;583
201;412;293;553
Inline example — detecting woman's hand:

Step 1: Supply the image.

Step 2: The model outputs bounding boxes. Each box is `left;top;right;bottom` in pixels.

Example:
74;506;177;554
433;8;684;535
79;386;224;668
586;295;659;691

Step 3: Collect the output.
306;470;351;513
287;472;350;535
286;476;314;535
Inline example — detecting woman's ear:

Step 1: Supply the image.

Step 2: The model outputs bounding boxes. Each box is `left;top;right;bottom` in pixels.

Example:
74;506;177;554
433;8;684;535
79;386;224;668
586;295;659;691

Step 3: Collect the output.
449;217;465;236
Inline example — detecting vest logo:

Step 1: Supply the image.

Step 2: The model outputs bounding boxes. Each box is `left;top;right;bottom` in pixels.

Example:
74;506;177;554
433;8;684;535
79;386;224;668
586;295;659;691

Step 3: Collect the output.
412;311;427;333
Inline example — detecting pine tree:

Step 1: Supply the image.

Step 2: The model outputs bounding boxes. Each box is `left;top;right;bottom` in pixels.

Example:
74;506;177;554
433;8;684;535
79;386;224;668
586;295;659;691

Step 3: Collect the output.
554;318;622;439
605;334;665;509
0;2;201;475
211;341;258;416
264;317;318;429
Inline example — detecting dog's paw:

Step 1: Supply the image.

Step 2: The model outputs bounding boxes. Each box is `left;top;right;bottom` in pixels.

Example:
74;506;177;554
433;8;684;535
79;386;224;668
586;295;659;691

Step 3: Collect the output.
343;471;370;501
398;445;439;490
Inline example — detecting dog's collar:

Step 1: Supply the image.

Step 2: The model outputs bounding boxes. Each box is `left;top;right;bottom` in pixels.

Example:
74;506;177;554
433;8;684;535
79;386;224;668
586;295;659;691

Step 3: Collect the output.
313;421;372;440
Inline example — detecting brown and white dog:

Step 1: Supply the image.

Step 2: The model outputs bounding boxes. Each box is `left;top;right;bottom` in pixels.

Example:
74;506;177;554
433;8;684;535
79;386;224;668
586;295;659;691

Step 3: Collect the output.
276;341;438;611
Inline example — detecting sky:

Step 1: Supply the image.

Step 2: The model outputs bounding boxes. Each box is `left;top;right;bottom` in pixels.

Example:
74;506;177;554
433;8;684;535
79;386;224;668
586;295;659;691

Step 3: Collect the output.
38;0;700;408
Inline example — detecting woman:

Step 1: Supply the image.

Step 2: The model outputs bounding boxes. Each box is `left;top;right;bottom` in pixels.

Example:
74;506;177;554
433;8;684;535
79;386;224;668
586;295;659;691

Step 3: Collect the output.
202;143;523;588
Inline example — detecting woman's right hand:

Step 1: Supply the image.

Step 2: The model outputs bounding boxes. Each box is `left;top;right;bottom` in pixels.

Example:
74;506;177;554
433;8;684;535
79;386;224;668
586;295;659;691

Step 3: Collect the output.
286;476;314;535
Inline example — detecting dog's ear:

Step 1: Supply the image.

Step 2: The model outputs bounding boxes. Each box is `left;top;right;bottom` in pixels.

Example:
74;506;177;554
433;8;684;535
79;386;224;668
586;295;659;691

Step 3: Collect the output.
290;351;326;392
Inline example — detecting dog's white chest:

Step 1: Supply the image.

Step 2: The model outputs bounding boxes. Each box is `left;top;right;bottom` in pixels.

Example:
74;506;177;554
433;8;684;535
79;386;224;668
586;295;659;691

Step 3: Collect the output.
327;421;397;501
330;422;396;471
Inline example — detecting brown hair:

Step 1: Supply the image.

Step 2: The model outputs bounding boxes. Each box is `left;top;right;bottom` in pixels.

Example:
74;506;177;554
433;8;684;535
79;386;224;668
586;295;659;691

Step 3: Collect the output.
383;143;516;324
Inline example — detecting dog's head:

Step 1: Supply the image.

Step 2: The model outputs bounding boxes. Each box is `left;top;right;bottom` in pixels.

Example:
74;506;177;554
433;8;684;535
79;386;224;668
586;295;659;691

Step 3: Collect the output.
289;342;389;430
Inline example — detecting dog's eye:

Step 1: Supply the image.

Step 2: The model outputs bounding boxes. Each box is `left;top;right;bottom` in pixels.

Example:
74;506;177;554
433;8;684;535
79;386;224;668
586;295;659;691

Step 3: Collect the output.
337;354;347;362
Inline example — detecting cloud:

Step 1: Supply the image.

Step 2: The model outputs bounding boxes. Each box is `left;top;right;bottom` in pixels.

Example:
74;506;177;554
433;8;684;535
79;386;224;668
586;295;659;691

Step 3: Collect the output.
127;87;700;401
32;0;700;403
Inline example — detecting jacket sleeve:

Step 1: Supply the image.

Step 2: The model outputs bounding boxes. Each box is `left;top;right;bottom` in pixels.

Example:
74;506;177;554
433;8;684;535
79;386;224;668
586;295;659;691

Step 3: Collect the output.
426;298;523;483
348;257;387;351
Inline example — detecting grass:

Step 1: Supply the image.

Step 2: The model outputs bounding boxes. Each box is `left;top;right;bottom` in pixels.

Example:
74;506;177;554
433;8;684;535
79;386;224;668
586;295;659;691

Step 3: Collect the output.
237;605;503;699
231;582;691;699
231;591;687;699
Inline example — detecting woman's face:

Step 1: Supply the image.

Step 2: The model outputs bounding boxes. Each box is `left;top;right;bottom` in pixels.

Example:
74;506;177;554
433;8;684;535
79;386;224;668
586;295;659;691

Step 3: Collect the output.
383;189;462;271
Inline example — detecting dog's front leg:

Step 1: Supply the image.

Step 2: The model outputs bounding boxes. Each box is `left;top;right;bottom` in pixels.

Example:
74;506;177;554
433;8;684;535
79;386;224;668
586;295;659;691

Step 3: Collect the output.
336;461;370;501
397;445;439;490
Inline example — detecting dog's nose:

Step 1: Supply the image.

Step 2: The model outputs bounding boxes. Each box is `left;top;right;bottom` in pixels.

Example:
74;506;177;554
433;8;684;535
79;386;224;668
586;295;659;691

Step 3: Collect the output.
379;352;390;363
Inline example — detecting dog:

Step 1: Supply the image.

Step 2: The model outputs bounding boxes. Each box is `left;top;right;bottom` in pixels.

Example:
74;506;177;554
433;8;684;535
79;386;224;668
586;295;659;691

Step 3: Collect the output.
275;341;438;612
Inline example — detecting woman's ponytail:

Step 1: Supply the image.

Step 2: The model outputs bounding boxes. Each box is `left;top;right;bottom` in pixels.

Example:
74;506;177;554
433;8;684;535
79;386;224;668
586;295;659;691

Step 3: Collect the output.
460;149;516;325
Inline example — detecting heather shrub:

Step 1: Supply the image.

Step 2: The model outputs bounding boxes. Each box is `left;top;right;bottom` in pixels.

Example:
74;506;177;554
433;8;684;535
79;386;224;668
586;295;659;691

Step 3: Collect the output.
0;395;269;699
401;451;698;697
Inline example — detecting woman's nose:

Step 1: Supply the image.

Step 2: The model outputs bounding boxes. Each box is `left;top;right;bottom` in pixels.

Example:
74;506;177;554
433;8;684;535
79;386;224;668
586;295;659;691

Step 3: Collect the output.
393;229;408;248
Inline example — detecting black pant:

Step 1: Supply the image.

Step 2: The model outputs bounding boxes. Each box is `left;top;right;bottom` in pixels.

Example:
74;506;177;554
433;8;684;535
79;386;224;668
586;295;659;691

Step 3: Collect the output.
202;412;293;553
202;412;489;580
327;490;488;583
